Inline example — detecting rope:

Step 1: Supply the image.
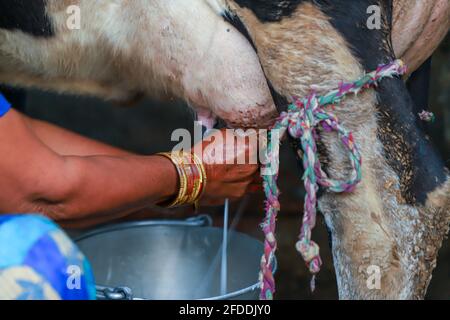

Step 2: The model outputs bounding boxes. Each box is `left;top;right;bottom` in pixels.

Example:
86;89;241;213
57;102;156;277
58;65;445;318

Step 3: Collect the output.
259;59;407;300
418;110;435;123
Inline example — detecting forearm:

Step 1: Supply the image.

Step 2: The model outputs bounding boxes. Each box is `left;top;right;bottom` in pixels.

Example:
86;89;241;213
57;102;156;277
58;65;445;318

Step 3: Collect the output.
32;154;179;222
0;110;179;223
23;115;133;157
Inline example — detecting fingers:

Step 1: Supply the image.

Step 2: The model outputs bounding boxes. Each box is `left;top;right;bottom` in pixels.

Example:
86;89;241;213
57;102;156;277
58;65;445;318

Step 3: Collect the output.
194;127;264;205
200;180;253;205
198;128;260;167
230;164;260;183
206;162;258;183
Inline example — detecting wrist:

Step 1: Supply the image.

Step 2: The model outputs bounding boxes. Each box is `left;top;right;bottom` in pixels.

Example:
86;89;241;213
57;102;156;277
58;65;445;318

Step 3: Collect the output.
151;155;180;202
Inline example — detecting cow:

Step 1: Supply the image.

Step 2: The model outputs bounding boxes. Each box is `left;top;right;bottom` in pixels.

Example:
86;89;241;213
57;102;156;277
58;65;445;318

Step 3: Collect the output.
0;0;449;299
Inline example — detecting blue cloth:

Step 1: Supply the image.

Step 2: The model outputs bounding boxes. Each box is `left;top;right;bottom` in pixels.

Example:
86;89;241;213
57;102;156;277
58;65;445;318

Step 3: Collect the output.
0;93;11;117
0;215;96;300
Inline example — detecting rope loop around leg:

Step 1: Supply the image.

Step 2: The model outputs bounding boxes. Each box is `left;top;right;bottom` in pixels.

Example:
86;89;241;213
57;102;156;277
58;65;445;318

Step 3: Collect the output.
259;60;406;300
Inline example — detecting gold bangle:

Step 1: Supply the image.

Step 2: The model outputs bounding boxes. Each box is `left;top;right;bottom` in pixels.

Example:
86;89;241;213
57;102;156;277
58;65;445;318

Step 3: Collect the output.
191;152;207;201
174;151;206;205
157;152;187;208
157;151;208;208
175;152;196;205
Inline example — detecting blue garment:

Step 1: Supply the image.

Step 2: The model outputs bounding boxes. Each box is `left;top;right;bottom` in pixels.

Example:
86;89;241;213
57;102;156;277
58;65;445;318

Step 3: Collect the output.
0;93;11;117
0;215;96;300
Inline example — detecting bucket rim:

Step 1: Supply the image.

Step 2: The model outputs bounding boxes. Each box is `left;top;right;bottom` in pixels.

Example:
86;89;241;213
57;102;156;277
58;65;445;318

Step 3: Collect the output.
75;217;278;300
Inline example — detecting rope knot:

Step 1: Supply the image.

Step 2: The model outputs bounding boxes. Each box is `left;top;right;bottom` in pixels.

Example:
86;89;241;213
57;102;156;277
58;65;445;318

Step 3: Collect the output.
295;239;321;269
418;110;435;123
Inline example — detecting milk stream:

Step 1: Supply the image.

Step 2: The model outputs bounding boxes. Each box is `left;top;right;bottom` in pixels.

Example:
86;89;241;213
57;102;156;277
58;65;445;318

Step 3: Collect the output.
220;199;229;296
193;197;248;298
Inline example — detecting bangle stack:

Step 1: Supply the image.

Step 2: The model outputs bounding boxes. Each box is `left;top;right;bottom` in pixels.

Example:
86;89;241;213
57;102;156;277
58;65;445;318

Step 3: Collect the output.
157;151;207;208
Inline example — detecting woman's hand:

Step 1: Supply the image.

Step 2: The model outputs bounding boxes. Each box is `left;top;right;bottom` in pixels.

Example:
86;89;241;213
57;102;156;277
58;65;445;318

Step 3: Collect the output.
0;109;261;227
193;128;261;206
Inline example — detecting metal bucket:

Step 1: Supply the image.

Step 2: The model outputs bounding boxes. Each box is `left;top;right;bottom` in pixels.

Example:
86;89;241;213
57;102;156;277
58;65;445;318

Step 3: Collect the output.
75;215;275;300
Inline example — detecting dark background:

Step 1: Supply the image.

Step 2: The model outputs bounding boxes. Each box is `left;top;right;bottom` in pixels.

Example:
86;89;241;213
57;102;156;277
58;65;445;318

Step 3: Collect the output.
2;36;449;300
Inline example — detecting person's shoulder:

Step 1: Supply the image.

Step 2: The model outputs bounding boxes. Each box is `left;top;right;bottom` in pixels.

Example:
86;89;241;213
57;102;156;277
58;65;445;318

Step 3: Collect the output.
0;92;11;117
0;86;26;113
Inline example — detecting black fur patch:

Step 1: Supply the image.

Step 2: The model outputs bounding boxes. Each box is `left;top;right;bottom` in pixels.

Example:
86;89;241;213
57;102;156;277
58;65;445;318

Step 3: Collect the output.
407;58;432;117
232;0;307;22
377;78;447;204
0;0;54;37
316;0;395;69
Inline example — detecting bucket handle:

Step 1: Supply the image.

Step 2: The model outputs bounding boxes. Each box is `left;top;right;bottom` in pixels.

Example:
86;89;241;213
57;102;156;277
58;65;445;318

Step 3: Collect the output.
182;214;213;227
96;285;133;300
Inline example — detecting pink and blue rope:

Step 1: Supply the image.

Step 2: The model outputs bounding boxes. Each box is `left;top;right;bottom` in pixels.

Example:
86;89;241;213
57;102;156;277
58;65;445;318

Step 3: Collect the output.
259;60;407;300
418;110;435;123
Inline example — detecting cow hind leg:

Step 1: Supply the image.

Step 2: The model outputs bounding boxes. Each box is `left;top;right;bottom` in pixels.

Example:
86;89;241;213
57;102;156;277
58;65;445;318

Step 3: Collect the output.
226;0;450;299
